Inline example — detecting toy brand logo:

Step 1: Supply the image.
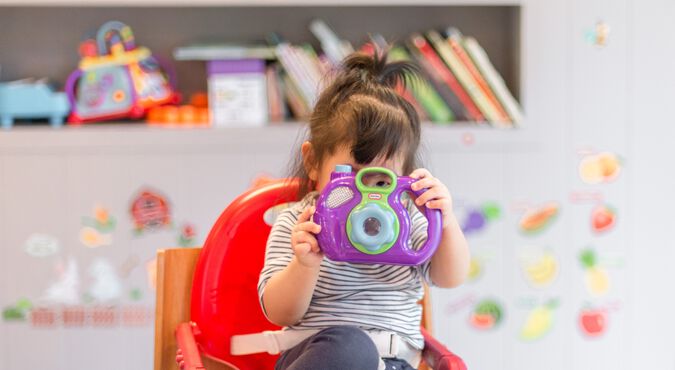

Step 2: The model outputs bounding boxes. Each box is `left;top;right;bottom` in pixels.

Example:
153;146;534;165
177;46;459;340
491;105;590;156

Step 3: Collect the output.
368;193;382;200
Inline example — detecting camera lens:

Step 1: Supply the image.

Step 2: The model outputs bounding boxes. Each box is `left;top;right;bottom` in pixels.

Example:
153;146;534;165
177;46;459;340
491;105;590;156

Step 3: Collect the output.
364;217;381;236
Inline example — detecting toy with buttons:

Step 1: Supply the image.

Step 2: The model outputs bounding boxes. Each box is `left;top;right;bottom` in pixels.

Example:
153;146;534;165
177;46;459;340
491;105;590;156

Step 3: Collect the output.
314;165;442;265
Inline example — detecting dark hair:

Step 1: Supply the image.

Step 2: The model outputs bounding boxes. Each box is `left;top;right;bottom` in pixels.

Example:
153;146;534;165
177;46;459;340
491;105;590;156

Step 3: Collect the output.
289;47;423;197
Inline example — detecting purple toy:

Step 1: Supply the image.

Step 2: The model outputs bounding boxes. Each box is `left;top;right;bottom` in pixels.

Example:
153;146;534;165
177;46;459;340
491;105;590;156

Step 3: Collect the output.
314;165;442;265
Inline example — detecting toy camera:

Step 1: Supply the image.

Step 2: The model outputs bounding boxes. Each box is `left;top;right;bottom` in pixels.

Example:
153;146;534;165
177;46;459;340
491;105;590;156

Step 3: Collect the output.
314;165;442;265
65;21;178;123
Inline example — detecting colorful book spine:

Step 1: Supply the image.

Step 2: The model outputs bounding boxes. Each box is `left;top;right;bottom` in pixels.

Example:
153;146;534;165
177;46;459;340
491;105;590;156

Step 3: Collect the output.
407;33;484;122
462;36;523;125
445;28;512;126
388;46;454;123
426;30;503;125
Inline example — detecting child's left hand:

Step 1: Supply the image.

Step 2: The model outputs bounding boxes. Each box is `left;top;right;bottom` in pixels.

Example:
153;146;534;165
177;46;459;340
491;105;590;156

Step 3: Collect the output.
409;168;455;229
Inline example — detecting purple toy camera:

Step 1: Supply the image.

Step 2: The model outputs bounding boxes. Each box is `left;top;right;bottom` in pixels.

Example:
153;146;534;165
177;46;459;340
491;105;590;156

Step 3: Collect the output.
314;165;442;265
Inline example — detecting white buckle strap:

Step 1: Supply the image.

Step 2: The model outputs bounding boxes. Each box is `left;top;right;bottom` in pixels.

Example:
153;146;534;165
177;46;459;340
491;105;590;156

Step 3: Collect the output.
230;329;420;367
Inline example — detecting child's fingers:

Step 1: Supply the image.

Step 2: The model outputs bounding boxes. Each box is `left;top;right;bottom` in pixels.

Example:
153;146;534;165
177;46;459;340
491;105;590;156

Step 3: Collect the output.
409;168;432;179
295;221;322;234
297;207;313;223
415;187;443;206
293;242;311;256
293;230;320;251
426;198;451;211
411;177;439;191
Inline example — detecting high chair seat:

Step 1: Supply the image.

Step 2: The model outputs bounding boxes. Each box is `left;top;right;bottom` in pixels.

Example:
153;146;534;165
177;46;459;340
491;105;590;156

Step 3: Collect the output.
153;179;467;370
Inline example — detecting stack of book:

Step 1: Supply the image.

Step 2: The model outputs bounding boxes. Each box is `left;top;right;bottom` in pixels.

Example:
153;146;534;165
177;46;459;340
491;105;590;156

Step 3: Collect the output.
174;21;523;127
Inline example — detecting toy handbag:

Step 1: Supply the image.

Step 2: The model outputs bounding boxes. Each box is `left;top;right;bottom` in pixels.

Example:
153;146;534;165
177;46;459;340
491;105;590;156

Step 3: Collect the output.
314;165;442;265
65;21;178;123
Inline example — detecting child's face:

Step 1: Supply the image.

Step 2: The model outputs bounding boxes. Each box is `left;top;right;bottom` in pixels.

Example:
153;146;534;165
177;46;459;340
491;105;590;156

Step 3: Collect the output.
312;145;405;192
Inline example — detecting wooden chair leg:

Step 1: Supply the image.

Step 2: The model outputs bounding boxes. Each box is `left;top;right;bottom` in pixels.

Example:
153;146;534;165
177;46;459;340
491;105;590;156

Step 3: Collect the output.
154;248;202;370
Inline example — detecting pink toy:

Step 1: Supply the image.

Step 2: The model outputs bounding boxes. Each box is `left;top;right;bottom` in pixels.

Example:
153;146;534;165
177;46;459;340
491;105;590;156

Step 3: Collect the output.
65;21;178;123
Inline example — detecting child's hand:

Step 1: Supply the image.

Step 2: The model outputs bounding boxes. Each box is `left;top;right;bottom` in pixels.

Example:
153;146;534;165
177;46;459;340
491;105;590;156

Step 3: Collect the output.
291;206;324;268
410;168;455;229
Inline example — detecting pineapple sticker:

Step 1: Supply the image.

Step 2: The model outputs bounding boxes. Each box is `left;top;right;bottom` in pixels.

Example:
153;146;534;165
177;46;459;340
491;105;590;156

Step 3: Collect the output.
579;248;610;296
520;299;559;341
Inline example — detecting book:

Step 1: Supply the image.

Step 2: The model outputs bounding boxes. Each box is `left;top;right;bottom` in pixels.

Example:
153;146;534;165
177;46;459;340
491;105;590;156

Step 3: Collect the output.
462;36;524;125
426;30;505;126
445;28;512;126
388;46;454;123
174;44;276;61
406;33;483;122
310;19;354;66
266;65;286;122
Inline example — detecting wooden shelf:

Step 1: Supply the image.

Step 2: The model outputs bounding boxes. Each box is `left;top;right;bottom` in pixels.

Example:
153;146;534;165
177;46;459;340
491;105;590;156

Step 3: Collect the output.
0;121;536;155
0;0;522;7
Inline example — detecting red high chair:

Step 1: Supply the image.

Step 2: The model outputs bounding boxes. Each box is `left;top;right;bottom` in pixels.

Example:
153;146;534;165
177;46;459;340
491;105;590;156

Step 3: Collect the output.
153;179;466;370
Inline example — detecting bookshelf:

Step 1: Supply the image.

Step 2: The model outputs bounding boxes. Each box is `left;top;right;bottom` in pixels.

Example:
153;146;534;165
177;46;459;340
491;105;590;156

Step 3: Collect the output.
0;3;522;130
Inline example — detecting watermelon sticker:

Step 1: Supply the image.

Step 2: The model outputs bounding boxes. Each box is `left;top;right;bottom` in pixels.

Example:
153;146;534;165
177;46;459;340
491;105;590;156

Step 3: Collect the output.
469;299;503;330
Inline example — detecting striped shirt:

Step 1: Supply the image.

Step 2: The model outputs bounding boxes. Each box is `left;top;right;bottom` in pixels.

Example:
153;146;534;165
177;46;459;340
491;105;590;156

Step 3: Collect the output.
257;192;433;349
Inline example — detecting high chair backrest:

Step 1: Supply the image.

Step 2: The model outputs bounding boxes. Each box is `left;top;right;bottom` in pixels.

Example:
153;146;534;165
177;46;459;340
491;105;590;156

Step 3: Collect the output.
189;179;299;370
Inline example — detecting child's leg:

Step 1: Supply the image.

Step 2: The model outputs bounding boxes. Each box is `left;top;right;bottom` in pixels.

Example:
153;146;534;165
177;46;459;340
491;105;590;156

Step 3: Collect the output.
275;326;380;370
382;358;417;370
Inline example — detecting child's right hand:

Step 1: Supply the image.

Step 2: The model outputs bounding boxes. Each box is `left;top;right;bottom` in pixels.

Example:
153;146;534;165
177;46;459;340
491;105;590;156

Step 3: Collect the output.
291;206;324;268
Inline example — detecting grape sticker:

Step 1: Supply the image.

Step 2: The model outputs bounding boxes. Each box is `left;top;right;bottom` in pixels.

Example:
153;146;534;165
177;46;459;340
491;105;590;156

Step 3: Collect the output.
469;299;504;330
459;201;501;235
518;202;560;235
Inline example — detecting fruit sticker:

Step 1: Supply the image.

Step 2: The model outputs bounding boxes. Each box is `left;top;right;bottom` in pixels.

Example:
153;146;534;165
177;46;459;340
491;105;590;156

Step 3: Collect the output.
591;204;617;234
520;247;559;288
459;201;501;235
130;189;172;235
24;234;61;258
80;205;116;248
579;152;622;184
468;256;483;282
578;306;608;338
519;202;560;235
469;299;504;330
520;299;559;341
177;223;197;247
579;248;610;296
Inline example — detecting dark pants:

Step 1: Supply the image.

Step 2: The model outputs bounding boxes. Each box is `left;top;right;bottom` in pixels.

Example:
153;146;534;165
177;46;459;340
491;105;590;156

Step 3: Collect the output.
275;326;416;370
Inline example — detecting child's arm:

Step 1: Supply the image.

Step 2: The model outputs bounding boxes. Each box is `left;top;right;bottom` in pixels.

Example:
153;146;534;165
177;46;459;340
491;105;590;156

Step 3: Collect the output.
259;206;324;327
410;169;470;288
